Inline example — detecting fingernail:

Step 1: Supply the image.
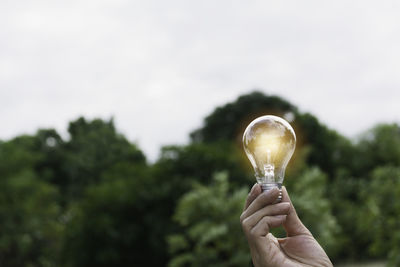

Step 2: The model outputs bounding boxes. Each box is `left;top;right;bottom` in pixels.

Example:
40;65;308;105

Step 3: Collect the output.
251;183;257;191
250;183;257;195
276;215;287;220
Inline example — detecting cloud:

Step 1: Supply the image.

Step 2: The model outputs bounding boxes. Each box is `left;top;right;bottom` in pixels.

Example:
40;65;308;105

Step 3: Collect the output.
1;0;400;160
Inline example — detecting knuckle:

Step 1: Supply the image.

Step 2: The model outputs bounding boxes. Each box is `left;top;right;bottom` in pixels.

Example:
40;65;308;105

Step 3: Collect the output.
261;217;271;231
242;224;250;233
249;227;257;237
239;213;245;223
241;218;250;231
261;216;270;226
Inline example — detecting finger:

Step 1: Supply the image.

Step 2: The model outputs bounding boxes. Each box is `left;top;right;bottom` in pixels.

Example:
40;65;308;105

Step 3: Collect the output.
281;186;311;237
243;183;261;212
241;188;280;221
243;202;290;229
249;215;287;237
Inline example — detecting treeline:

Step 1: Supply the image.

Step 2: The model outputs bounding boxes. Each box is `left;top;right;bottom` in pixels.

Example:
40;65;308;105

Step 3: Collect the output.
1;91;400;266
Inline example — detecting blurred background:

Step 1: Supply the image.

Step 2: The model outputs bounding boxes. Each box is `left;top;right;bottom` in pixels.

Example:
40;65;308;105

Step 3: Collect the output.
1;1;400;266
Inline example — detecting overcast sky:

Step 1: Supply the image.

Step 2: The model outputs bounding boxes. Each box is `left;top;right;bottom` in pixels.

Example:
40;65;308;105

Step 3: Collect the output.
1;0;400;160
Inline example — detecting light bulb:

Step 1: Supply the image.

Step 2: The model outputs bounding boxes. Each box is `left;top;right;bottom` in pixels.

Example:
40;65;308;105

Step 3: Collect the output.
243;115;296;202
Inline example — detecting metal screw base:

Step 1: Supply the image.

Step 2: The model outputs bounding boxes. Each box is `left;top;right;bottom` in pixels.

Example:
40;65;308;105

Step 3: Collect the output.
261;183;282;203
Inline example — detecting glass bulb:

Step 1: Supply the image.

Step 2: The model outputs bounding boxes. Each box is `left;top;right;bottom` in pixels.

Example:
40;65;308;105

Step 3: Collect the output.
243;115;296;201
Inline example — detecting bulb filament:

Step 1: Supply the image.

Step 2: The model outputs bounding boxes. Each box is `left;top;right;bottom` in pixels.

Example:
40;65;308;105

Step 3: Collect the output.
264;149;275;182
264;164;275;181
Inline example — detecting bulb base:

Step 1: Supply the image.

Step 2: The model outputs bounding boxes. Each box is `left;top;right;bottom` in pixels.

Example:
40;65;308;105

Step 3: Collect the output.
261;183;282;203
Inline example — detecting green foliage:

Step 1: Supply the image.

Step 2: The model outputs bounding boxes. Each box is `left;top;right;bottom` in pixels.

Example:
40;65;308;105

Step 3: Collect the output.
60;117;146;199
355;124;400;176
327;168;367;260
0;135;44;177
0;135;63;266
1;92;400;266
190;91;353;178
155;142;251;190
61;162;168;267
357;166;400;264
168;173;250;267
286;168;341;257
150;142;253;241
190;91;297;143
0;169;63;267
294;113;356;178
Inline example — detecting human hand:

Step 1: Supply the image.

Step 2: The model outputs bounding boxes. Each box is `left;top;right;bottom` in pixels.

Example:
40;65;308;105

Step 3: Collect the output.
240;184;333;267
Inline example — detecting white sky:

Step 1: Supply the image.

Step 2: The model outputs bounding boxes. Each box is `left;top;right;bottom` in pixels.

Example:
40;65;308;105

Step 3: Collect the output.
1;0;400;161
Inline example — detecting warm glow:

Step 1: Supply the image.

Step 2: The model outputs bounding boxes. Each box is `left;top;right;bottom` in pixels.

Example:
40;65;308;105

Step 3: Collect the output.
243;115;296;184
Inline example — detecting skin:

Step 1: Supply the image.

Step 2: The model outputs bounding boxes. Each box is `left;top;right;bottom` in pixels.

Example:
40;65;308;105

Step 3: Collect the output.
240;184;333;267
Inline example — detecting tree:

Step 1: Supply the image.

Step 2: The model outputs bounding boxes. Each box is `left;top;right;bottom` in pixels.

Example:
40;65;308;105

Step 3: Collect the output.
357;166;400;263
167;173;250;267
60;117;146;200
284;167;341;259
354;123;400;176
0;135;44;178
0;169;63;267
0;117;151;266
0;134;65;267
61;161;169;267
152;143;252;226
190;91;297;144
327;168;367;260
190;91;354;178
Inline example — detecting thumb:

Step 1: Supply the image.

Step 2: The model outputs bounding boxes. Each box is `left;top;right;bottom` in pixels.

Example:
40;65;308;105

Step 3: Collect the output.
281;186;311;237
